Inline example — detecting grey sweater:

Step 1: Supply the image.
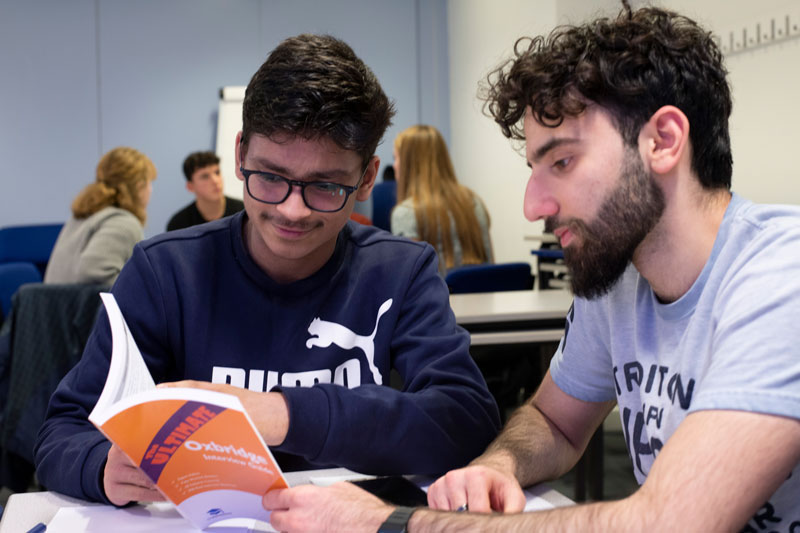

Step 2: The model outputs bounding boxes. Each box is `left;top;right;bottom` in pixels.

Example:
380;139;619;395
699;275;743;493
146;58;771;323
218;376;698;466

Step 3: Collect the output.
44;206;143;286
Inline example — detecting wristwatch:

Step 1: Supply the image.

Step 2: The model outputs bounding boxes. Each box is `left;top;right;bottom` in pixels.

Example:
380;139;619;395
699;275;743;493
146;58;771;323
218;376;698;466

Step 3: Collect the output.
377;506;418;533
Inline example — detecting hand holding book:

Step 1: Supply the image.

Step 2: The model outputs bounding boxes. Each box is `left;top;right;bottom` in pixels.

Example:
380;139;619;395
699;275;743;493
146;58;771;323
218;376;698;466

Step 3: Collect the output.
89;293;288;529
158;380;290;446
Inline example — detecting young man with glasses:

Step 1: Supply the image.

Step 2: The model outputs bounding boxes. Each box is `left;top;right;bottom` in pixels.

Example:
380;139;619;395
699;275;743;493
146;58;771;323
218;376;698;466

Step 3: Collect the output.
35;34;500;507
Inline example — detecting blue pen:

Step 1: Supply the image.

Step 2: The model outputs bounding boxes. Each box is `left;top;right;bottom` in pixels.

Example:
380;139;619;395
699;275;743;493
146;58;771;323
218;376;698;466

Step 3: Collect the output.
26;523;46;533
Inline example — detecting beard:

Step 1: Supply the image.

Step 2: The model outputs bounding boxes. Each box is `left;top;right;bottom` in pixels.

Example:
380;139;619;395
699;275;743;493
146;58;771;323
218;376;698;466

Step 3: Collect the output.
545;147;665;300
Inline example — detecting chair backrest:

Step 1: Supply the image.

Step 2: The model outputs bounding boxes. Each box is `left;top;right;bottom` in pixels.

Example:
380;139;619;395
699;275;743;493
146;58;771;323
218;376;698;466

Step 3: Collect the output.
371;181;397;232
0;223;63;275
0;283;107;468
445;262;534;294
0;262;42;320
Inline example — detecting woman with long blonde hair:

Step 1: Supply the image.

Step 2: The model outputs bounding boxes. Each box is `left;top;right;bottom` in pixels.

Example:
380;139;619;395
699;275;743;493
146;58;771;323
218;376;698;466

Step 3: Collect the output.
44;146;157;286
391;125;493;275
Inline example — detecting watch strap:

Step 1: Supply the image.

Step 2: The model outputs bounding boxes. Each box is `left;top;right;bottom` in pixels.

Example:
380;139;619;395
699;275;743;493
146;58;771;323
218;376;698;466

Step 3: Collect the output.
377;506;418;533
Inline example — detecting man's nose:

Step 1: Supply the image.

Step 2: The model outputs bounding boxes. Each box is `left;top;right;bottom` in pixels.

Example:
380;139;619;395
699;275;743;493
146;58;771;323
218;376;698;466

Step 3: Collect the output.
276;184;312;219
523;172;559;222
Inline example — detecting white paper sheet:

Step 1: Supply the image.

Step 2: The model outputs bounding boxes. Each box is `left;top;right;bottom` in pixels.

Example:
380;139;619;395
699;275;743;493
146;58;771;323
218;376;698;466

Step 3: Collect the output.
46;503;275;533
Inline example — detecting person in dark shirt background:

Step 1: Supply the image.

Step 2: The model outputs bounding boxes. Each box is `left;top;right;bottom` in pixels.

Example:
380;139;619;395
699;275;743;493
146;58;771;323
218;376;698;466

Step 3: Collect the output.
166;150;244;231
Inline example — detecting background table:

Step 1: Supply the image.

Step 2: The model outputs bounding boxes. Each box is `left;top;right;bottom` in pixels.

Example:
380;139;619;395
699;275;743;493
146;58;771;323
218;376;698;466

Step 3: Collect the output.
449;289;572;346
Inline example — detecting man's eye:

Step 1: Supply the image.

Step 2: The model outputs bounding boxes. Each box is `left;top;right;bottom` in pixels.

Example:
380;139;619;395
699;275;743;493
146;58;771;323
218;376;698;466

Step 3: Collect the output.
553;157;572;170
312;183;342;194
259;173;284;184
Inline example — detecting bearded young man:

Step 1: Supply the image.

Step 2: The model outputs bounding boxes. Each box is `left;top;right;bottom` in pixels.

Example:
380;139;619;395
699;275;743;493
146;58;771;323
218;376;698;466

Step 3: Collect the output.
260;5;800;532
34;33;500;508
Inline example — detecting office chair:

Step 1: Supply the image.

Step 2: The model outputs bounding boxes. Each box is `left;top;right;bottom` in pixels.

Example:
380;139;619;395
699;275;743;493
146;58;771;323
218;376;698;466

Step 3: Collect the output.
0;283;106;491
371;180;397;232
0;262;42;321
445;262;534;294
0;223;63;277
0;223;63;323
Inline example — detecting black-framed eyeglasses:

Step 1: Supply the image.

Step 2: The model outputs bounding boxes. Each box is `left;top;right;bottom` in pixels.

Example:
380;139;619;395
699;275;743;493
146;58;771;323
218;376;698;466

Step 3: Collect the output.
239;165;367;213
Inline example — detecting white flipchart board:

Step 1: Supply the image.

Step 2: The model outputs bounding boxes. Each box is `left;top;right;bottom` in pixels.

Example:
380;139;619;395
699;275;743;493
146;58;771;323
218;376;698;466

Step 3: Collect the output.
215;86;246;201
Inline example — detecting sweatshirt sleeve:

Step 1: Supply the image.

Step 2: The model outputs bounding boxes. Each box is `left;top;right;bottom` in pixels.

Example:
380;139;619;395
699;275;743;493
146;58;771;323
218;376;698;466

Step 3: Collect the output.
274;246;502;475
34;244;169;503
33;307;117;503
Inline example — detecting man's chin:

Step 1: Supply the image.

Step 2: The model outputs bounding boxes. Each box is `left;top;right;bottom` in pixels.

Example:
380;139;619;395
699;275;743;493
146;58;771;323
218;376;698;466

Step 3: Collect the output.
565;259;630;300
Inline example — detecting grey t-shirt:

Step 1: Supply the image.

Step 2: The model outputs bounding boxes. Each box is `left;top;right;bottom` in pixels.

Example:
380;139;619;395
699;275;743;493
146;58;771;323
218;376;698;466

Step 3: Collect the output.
44;206;143;286
551;193;800;526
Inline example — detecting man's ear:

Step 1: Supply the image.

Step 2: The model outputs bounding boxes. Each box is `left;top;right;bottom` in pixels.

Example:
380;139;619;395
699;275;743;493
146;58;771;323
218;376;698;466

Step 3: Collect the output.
234;131;245;182
640;105;690;175
355;156;380;201
185;181;195;194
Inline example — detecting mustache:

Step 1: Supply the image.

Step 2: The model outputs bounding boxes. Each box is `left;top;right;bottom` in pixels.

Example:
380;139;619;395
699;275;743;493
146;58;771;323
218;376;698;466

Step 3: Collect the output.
258;211;322;231
544;217;584;236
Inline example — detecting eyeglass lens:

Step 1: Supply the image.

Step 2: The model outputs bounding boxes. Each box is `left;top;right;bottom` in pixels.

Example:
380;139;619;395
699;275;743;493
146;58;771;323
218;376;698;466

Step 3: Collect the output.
248;173;350;212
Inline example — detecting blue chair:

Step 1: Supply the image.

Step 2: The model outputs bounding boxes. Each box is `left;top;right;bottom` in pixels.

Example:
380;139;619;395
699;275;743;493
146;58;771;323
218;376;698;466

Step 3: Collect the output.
0;263;42;321
445;262;534;294
371;180;397;232
0;224;62;322
0;223;63;277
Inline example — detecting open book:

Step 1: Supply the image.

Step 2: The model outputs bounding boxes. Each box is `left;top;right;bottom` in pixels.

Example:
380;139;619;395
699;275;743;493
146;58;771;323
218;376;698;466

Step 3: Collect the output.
89;293;288;530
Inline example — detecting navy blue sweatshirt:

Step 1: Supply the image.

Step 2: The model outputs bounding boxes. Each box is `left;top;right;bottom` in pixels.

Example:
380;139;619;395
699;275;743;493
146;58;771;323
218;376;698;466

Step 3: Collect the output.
34;213;500;503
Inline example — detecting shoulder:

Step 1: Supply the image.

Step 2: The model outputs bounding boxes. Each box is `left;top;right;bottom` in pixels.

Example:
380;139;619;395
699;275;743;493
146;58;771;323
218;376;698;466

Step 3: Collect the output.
718;195;800;267
90;207;142;233
224;196;245;211
167;202;199;228
345;220;430;255
390;198;417;228
728;195;800;234
144;210;239;255
88;205;139;223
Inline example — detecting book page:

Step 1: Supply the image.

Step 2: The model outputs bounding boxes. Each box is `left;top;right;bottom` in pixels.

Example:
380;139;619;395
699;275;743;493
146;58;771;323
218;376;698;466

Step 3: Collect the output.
86;293;289;529
91;293;155;421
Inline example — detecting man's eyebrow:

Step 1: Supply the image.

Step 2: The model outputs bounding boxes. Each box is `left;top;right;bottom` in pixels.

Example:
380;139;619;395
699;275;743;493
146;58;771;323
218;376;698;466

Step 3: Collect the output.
246;156;354;181
529;137;581;165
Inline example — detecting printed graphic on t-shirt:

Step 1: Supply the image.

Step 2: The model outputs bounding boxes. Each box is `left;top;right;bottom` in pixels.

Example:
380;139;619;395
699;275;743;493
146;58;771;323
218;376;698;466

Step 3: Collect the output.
612;361;695;477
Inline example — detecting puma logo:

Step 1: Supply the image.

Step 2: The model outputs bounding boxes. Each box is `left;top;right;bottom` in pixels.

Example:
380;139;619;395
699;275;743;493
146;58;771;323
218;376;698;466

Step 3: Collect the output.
305;299;393;385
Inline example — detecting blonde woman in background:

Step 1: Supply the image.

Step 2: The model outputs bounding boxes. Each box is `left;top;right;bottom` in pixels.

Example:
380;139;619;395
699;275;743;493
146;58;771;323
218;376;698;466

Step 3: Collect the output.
391;125;493;276
44;147;156;286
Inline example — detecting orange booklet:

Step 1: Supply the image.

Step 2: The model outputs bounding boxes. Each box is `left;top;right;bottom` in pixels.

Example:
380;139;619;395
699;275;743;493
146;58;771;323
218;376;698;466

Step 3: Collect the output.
89;293;288;530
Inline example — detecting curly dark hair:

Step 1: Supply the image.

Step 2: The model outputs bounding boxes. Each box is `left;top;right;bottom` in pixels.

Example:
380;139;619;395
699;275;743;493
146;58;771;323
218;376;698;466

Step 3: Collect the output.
483;3;733;190
242;34;395;167
182;151;220;181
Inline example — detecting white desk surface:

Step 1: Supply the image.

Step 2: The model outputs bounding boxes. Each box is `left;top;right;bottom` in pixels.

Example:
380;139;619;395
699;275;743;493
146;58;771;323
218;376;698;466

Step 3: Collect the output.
450;289;572;324
0;468;572;532
523;233;559;244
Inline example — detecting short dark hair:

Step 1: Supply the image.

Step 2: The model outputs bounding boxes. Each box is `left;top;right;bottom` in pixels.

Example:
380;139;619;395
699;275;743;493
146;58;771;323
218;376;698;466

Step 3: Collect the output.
241;34;395;167
484;4;733;190
182;151;220;181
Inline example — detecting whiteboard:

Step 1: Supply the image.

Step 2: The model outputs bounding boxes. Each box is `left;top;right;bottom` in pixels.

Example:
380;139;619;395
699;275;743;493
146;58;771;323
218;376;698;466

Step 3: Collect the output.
215;86;246;200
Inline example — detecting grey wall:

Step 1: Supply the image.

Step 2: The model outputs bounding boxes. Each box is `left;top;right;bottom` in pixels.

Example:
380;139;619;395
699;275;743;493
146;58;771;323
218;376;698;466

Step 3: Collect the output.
0;0;450;237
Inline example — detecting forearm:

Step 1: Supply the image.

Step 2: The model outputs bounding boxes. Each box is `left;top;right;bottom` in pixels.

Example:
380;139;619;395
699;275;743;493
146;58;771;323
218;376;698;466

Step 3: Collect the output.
476;400;581;487
35;416;113;503
408;500;643;533
277;384;498;475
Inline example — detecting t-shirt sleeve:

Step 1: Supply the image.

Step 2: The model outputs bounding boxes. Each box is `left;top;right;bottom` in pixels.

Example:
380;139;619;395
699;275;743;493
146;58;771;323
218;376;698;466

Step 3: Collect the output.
689;227;800;419
549;296;618;403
